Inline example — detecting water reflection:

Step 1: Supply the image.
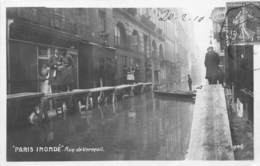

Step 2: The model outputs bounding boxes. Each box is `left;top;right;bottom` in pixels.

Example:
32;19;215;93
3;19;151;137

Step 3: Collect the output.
7;92;193;161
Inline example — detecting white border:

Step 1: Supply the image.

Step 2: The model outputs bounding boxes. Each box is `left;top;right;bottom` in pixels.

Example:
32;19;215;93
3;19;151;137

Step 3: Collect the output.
0;0;259;166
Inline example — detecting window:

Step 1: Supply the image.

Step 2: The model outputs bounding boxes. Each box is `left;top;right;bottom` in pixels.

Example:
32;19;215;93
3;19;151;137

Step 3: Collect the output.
51;8;65;29
132;30;139;52
123;56;127;66
159;44;163;58
145;9;149;16
114;26;121;45
98;10;106;31
114;22;127;47
38;46;51;59
143;35;148;55
152;40;157;56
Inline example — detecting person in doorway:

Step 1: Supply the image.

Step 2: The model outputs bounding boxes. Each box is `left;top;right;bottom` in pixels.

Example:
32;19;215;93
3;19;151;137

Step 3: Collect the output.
49;49;63;92
204;46;220;84
39;63;51;94
60;50;75;91
131;67;135;84
187;74;192;91
127;67;135;84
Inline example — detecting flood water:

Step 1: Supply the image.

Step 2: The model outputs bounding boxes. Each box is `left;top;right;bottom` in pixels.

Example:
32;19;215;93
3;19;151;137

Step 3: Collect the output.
7;92;194;161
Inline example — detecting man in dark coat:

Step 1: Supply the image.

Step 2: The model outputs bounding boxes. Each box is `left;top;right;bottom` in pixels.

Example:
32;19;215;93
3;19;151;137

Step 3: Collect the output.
187;74;192;91
204;46;220;84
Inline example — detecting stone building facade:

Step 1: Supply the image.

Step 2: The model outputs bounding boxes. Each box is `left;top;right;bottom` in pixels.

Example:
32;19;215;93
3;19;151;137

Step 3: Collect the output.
6;7;198;93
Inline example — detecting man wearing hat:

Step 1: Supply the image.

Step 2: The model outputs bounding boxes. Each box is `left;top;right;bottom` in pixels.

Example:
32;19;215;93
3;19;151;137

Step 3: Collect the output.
204;46;220;84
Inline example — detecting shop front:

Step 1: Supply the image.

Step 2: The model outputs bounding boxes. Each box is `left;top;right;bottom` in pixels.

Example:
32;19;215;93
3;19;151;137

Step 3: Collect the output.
225;44;253;122
224;2;258;123
7;17;80;94
115;48;145;84
78;42;116;88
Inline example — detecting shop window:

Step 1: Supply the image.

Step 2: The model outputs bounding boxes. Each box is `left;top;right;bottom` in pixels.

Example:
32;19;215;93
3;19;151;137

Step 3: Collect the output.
114;22;128;48
38;46;51;60
131;30;140;52
114;26;121;45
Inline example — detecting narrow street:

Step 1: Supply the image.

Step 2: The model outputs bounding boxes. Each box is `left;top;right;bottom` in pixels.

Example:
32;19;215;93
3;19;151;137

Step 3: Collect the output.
7;92;194;160
3;1;257;163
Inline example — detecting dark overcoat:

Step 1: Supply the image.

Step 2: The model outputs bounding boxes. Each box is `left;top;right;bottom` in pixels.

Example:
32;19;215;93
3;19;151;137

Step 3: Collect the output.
204;51;220;79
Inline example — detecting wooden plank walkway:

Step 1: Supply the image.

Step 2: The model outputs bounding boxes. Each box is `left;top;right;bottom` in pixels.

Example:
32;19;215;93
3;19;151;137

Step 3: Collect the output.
7;92;43;100
186;85;234;160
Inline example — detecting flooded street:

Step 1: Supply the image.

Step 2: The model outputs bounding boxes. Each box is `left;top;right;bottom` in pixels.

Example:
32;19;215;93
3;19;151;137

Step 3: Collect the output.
7;92;194;161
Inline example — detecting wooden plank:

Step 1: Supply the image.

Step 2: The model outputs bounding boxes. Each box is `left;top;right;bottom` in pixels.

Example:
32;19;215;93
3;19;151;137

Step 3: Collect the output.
143;82;152;85
115;84;132;90
133;83;143;86
8;82;153;103
153;90;196;98
87;86;115;92
186;85;234;160
43;91;75;99
7;92;43;100
71;89;90;95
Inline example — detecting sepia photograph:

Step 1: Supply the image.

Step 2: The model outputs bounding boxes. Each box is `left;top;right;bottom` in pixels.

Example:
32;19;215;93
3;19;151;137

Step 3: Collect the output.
1;0;259;164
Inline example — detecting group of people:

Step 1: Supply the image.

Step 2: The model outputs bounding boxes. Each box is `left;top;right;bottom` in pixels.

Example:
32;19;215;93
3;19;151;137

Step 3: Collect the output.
123;65;140;84
39;49;75;94
126;67;135;84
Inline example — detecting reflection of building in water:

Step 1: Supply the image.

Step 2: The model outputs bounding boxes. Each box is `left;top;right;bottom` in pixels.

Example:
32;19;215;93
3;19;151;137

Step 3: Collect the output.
155;98;194;159
7;91;194;160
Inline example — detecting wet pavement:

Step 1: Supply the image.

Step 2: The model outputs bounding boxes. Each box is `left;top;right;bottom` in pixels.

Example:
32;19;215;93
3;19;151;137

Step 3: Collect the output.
7;92;194;161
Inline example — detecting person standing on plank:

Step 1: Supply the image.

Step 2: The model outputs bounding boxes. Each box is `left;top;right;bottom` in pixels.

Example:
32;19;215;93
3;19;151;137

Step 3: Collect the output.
188;74;192;91
204;46;220;84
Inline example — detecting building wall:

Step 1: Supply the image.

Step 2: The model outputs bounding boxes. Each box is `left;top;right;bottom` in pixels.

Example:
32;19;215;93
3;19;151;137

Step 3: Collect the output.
7;7;199;92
